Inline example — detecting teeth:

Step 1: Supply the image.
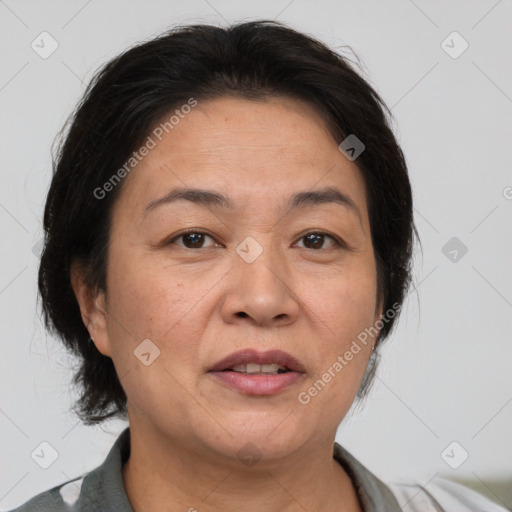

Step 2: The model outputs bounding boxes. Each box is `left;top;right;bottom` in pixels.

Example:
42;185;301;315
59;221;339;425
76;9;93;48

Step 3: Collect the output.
231;363;287;374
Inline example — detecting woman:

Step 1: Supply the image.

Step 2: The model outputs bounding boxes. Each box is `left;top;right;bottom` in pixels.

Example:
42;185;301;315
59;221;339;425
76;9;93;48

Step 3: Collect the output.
10;20;507;512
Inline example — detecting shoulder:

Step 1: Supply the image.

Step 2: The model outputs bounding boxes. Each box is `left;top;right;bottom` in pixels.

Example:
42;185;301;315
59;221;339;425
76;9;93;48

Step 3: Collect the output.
334;441;509;512
387;477;510;512
5;428;132;512
4;477;85;512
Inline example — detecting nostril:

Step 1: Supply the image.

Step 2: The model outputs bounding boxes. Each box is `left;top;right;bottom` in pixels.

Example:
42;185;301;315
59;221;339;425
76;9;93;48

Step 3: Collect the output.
236;312;248;318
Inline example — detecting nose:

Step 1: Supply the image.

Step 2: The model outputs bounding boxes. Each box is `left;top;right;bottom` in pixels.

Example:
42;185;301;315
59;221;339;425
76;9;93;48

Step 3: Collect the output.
220;243;300;328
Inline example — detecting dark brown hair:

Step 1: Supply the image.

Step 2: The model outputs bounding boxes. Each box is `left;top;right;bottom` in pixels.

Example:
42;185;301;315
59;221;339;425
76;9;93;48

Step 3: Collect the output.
39;20;417;424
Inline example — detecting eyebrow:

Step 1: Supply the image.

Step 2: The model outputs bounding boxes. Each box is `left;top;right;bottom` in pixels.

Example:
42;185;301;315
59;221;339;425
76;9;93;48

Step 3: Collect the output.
143;186;362;224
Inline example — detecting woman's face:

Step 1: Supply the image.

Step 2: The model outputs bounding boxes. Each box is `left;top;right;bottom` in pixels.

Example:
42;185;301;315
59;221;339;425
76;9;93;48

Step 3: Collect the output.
90;96;382;461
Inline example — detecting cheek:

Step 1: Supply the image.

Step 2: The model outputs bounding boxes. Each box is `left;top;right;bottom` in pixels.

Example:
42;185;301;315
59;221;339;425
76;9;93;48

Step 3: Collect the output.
105;253;199;339
296;261;378;412
103;248;226;378
102;254;209;424
308;258;378;346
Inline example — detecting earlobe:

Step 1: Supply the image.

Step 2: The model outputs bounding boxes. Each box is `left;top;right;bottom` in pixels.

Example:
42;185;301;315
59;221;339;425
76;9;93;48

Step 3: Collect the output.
70;262;112;357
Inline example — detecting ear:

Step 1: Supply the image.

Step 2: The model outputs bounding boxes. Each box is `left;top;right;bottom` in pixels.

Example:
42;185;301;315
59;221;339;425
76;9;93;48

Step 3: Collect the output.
373;291;383;322
70;261;112;357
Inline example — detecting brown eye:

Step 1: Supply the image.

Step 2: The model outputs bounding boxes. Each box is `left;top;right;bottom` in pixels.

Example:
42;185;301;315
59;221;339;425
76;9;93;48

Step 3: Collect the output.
295;232;341;250
169;231;218;249
182;232;206;248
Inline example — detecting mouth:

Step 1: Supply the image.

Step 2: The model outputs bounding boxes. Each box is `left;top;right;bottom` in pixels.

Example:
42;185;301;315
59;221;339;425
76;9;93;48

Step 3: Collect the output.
221;363;291;375
208;349;306;395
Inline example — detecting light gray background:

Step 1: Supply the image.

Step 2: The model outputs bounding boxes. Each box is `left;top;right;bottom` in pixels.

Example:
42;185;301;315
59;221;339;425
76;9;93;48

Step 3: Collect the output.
1;0;511;509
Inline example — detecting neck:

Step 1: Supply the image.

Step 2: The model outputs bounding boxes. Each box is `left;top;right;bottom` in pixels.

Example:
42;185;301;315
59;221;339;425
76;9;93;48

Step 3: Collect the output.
122;424;362;512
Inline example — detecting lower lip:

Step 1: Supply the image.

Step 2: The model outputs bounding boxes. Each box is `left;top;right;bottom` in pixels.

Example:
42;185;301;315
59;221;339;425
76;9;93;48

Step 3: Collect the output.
209;371;304;395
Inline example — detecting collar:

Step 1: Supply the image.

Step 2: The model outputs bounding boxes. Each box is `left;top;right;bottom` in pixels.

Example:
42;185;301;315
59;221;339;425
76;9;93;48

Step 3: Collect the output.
77;428;401;511
333;442;402;511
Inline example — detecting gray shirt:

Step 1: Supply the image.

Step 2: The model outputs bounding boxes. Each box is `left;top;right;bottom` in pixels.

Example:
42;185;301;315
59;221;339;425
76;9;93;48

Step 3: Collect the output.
7;428;508;512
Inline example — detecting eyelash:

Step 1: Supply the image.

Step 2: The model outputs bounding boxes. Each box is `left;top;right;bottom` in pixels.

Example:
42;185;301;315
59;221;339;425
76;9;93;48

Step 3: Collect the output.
167;229;345;250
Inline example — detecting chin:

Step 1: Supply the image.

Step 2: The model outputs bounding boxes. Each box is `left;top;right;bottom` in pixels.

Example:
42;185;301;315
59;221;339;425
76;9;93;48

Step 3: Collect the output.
204;412;310;461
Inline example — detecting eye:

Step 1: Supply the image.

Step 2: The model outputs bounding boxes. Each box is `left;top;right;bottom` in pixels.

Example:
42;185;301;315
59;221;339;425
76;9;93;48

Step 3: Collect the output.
167;230;344;250
294;231;343;250
168;230;219;249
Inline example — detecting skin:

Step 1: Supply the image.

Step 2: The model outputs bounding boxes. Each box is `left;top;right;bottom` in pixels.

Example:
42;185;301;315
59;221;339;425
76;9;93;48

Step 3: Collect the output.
72;96;383;512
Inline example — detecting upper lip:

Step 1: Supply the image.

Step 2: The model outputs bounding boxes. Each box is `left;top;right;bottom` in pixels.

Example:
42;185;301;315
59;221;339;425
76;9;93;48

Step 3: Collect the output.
209;349;306;373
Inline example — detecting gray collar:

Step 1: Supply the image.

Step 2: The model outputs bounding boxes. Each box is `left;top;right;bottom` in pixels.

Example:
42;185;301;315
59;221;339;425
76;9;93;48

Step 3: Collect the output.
334;442;402;511
78;428;133;512
77;428;401;512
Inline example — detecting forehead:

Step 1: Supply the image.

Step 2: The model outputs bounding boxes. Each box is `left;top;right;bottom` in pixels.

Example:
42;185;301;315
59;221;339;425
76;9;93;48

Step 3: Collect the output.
115;96;369;222
147;96;338;169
